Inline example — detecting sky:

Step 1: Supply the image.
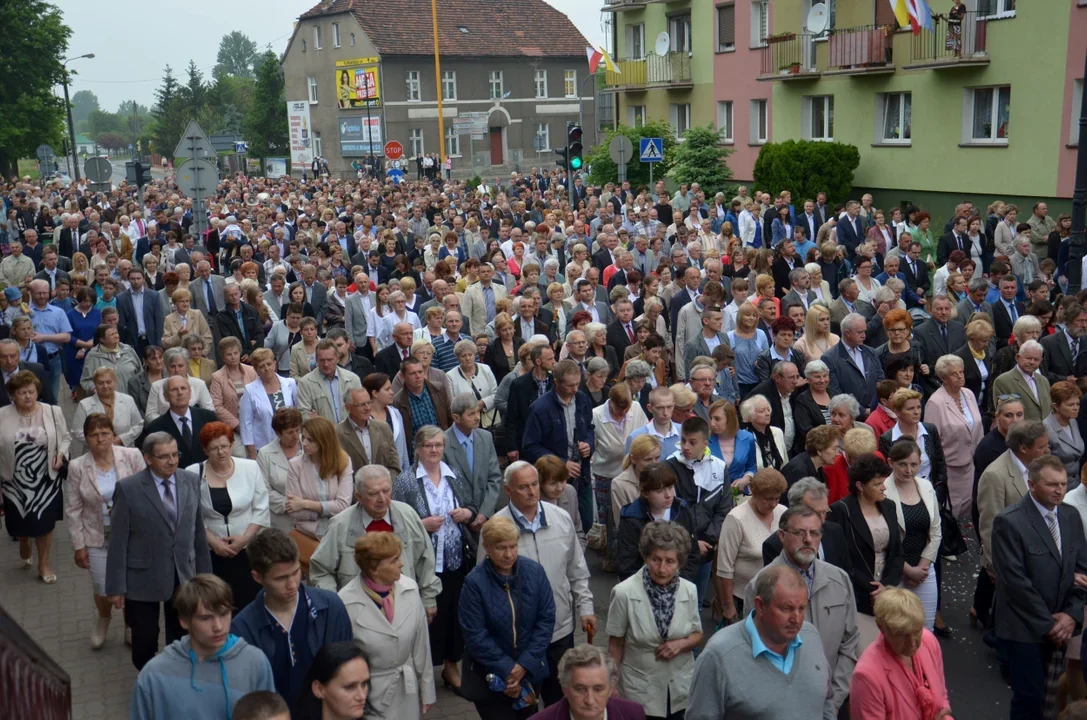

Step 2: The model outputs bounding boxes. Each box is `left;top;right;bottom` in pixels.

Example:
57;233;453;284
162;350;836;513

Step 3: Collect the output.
54;0;608;113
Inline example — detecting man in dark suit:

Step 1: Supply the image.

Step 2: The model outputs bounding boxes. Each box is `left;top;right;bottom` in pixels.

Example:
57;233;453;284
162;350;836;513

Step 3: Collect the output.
137;376;217;470
443;393;504;525
211;284;265;365
191;261;226;317
1041;304;1086;385
836;202;865;255
591;236;617;274
823;313;885;414
513;295;550;344
505;343;555;460
913;296;967;396
300;267;328;326
0;339;54;406
105;432;212;670
937;216;969;267
992;455;1087;719
901;242;931;298
668;267;702;343
605;298;638;360
117;268;165;354
771;239;802;298
957;277;995;325
749;362;799;444
337;386;401;479
374;321;414;379
33;246;69;293
992;274;1026;349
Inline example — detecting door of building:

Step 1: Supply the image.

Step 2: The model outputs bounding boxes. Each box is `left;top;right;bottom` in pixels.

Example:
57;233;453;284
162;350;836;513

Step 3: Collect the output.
489;128;503;166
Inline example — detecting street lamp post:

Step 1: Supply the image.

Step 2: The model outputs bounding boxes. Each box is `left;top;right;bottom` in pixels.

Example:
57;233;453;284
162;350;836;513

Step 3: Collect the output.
61;53;95;181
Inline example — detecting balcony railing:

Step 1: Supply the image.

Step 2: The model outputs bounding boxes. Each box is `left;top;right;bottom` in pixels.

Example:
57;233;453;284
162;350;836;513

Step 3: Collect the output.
908;9;989;67
759;32;820;79
826;25;894;73
604;52;693;89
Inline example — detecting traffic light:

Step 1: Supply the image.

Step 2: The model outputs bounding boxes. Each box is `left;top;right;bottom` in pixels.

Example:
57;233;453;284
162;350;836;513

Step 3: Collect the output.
133;162;148;187
567;125;583;172
555;146;568;171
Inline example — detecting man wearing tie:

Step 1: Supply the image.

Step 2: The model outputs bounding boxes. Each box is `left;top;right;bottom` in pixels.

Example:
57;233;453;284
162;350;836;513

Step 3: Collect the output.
914;296;967;396
991;455;1087;719
836;201;865;255
992;275;1026;349
375;322;416;378
605;298;639;360
33;246;69;294
138;375;216;468
992;340;1052;422
937;216;970;267
191;260;224;318
105;431;212;669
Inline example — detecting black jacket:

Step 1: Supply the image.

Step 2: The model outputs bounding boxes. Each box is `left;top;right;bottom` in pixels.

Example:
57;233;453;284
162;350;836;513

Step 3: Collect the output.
375;343;409;379
137;406;218;470
828;494;905;616
754;347;806;385
483;336;523;386
991;300;1024;350
665;456;734;547
790;390;828;456
1041;330;1077;386
878;422;948;491
913;319;967;396
954;341;995;422
211;304;266;364
761;519;852;577
616;497;701;581
504;371;552;455
780;451;823;493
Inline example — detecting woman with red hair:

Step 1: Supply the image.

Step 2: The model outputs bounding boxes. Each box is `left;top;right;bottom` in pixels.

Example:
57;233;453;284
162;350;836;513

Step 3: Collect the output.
186;420;271;610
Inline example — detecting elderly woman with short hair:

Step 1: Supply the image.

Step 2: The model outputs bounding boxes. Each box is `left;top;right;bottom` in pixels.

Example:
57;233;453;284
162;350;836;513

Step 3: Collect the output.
581;356;613;408
78;323;144;395
791;359;832;453
447;339;498;420
994;314;1042;377
619;358;654;412
923;355;982;518
607;521;703;720
460;516;555;719
70;366;144;455
394;425;478;689
182;333;216;383
210;336;259;457
338;531;436;720
161;287;213;351
739;394;786;474
584;322;621;380
1044;380;1085;490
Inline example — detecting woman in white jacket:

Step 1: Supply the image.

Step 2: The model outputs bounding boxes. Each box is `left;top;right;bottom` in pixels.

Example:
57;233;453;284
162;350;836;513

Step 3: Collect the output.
187;421;270;611
240;348;299;457
883;437;942;631
738;201;759;248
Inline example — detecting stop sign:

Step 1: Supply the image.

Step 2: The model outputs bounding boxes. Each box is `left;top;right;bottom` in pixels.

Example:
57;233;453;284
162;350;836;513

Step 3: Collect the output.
383;141;404;160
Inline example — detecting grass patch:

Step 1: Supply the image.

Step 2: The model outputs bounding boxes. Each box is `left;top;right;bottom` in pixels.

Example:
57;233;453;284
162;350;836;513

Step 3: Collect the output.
16;159;40;180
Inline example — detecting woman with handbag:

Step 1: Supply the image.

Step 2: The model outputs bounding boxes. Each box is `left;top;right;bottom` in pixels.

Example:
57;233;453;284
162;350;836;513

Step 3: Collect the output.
0;370;70;584
286;416;353;574
393;425;479;692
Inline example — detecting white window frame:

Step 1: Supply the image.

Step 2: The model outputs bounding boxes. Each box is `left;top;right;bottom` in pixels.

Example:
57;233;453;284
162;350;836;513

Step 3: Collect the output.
536;123;551;152
1072;80;1083;146
314;25;322;50
307;76;319;104
627;23;645;60
489;71;504;100
751;99;768;144
442;71;457;101
979;0;1015;19
406;71;421;102
804;95;834;141
876;92;912;144
717;100;734;143
535;70;548;99
670;103;691;139
964;85;1010;145
628;104;646;127
409;128;424;157
332;23;341;48
564;70;577;99
313;131;322;158
751;0;769;48
671;15;692;53
350;33;356;47
445;126;461;157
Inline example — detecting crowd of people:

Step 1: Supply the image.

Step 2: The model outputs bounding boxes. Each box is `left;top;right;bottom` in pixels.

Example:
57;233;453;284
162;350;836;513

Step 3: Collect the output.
4;164;1087;720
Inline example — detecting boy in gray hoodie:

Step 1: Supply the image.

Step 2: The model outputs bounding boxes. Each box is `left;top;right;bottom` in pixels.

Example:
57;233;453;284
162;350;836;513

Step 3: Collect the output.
130;574;276;720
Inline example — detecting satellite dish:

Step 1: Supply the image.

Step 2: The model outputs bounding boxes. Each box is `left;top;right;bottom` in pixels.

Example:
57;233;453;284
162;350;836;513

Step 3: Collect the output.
807;3;830;35
654;31;671;56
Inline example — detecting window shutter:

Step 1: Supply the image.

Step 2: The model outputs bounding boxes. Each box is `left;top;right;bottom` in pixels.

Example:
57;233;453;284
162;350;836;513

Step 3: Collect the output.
875;0;898;27
718;4;736;50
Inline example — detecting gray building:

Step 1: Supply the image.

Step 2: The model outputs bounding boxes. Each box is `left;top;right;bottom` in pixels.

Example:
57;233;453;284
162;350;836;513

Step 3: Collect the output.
283;0;596;177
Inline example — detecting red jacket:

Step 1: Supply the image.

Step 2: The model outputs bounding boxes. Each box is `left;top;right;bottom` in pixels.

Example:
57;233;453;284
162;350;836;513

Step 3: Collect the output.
824;448;887;504
865;404;896;438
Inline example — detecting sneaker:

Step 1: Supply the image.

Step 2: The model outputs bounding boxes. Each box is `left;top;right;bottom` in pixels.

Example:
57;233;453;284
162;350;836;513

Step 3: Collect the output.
91;616;110;650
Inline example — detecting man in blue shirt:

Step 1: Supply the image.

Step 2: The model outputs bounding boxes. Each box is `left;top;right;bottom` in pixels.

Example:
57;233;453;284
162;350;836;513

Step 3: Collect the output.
231;529;352;709
27;279;71;402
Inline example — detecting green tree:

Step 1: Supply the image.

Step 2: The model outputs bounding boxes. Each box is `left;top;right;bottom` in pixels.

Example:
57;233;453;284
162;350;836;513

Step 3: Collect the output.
180;60;207;111
666;125;733;192
753;140;861;203
214;31;258;80
97;132;127;154
71;90;100;126
0;0;70;177
244;50;288;163
586;121;676;188
86;109;123;141
150;65;185;160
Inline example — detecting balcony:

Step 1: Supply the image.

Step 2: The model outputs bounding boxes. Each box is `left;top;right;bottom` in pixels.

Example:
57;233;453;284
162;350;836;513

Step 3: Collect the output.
758;32;821;81
904;10;989;69
603;52;693;91
824;25;894;76
600;0;665;10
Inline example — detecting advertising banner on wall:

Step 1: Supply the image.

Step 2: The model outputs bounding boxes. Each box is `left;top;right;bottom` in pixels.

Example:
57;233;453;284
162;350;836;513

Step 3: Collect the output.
264;158;288;177
286;101;314;165
338;115;383;157
335;56;381;109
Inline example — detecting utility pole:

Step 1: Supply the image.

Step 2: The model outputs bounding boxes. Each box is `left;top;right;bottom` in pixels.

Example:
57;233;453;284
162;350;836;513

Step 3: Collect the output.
61;53;95;180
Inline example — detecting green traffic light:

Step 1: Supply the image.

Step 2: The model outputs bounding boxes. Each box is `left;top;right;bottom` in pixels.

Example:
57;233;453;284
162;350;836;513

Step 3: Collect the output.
569;156;583;170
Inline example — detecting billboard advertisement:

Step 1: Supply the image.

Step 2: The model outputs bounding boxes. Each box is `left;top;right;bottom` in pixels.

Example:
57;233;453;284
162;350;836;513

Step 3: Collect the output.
338;115;383;157
286;101;314;165
264;158;288;177
335;56;381;109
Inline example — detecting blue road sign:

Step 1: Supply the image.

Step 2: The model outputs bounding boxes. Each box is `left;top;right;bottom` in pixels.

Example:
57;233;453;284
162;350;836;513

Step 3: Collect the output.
387;168;405;184
639;137;663;163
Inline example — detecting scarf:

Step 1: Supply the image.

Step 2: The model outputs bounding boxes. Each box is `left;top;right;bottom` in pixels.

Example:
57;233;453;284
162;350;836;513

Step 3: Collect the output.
749;424;783;470
363;576;395;623
641;565;679;641
878;635;942;720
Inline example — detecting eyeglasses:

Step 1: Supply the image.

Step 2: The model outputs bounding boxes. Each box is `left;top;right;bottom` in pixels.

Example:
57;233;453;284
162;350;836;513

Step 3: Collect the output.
421;442;445;450
782;529;823;540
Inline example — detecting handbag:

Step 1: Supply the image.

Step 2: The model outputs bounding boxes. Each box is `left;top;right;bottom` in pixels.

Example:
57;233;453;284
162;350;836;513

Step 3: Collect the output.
934;481;967;557
291;529;320;573
47;404;69;482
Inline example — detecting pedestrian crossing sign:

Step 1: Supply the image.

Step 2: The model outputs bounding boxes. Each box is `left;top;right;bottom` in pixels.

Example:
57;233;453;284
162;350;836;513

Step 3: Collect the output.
640;137;663;163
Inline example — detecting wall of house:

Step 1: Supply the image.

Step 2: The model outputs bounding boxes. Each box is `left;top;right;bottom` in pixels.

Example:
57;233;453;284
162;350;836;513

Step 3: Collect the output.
713;0;773;181
1057;2;1087;199
770;2;1069;203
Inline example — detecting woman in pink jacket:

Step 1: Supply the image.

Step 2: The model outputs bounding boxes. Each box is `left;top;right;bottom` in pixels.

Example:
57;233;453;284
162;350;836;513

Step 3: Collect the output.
851;587;953;720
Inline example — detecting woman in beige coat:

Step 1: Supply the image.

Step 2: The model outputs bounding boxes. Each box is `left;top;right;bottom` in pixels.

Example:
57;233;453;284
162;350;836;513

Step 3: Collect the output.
209;336;258;457
286;416;353;569
339;531;436;720
160;288;213;350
